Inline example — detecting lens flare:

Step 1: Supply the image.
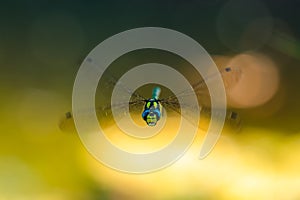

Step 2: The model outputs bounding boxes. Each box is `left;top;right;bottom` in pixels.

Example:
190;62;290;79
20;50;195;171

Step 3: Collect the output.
226;53;279;108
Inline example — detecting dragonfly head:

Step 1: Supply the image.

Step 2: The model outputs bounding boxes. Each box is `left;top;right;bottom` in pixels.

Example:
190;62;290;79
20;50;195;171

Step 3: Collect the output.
146;111;158;126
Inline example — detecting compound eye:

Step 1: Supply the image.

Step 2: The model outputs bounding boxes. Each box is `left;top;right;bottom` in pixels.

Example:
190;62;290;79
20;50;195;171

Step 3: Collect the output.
146;102;151;108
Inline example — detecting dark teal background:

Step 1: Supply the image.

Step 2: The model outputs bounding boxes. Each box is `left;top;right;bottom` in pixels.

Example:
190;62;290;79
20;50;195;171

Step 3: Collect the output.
1;0;299;130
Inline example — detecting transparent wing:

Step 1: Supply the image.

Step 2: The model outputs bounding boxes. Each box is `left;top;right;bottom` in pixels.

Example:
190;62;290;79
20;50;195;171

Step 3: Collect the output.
59;100;146;132
161;66;242;106
160;100;241;132
59;57;147;132
86;57;146;103
160;66;242;132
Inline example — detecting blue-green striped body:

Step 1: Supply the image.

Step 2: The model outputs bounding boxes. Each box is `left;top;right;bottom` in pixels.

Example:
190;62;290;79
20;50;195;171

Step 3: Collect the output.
142;87;162;126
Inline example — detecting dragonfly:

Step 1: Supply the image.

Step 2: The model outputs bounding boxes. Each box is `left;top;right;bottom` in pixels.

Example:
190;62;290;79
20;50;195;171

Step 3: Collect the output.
59;62;242;133
141;86;162;126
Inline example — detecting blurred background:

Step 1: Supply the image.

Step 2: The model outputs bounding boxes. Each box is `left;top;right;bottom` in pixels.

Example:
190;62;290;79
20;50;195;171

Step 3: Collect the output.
1;0;300;199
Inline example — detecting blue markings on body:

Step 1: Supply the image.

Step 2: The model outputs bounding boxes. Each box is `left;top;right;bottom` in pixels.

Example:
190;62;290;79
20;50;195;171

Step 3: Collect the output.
142;87;162;126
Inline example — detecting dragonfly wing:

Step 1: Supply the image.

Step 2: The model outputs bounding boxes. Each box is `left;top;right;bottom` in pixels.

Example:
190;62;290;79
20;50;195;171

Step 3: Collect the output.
200;107;242;132
97;100;146;129
86;57;146;102
161;66;242;107
160;100;200;128
59;57;147;133
59;100;146;132
160;100;242;133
